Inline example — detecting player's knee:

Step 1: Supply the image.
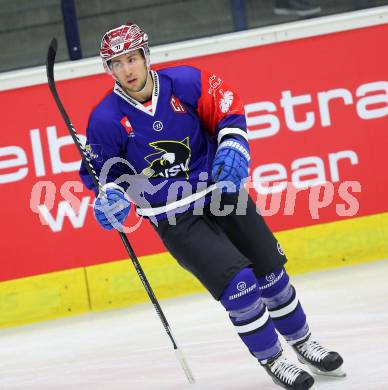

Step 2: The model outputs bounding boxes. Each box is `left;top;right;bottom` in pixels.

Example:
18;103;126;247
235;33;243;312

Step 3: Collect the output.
220;267;261;312
257;268;294;308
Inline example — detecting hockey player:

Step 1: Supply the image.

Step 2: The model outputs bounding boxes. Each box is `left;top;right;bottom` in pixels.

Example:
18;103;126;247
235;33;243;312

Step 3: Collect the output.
80;23;345;389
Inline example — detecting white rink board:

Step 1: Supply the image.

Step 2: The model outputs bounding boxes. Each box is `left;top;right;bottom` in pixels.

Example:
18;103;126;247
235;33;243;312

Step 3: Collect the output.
0;260;387;390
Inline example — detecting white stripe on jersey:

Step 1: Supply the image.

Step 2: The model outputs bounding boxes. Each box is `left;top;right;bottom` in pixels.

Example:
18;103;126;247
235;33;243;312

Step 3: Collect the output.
136;184;218;216
217;127;248;144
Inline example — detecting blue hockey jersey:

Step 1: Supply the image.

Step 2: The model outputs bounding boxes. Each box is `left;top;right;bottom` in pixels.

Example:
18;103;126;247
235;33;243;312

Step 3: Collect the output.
80;65;248;220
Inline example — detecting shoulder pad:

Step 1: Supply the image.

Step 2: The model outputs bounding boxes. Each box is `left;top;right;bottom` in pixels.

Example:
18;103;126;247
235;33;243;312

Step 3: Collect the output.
157;66;201;107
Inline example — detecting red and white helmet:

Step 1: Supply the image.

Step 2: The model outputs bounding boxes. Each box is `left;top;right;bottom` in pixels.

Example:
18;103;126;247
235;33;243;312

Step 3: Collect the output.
100;23;150;74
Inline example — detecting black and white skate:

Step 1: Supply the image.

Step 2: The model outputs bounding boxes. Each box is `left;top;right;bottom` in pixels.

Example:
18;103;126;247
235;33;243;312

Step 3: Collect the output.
292;336;346;378
261;353;315;390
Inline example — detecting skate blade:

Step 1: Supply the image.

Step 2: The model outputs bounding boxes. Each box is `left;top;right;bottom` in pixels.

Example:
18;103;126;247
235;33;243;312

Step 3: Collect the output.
309;365;346;378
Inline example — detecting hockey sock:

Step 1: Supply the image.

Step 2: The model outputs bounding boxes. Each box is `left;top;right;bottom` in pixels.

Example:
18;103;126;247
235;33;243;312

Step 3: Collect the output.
257;268;310;344
220;267;282;361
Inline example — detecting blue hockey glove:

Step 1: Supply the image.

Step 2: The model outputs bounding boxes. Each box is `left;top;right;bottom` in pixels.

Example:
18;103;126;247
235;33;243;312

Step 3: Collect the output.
211;138;250;192
93;187;131;230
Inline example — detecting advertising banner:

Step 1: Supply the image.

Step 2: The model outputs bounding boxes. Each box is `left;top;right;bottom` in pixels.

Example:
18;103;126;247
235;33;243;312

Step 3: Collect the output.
1;24;387;281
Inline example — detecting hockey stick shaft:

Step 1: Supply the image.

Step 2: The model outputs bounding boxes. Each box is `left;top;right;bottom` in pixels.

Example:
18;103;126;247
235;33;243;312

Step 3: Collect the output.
46;38;195;384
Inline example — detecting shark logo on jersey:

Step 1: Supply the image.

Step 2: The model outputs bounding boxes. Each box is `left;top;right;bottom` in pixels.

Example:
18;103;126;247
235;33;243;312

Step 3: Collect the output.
142;137;191;179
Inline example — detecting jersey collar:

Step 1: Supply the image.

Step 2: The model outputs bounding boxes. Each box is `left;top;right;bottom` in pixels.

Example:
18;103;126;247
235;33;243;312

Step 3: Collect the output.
113;70;160;117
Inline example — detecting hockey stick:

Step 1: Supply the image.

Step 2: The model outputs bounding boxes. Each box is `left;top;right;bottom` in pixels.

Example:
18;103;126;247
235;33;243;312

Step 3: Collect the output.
46;38;195;384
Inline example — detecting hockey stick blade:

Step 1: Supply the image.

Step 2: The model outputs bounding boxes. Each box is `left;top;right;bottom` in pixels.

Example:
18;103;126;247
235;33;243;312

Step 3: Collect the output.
45;39;195;384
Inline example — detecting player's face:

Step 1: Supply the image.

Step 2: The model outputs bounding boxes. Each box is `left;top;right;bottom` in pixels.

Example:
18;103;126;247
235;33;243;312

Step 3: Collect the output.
110;50;148;94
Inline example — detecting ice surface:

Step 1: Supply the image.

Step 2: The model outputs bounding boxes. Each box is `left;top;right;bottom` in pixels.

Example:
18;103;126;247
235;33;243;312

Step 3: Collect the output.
1;260;387;389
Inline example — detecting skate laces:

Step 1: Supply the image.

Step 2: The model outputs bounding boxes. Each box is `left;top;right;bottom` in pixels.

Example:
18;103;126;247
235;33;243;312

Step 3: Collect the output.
269;356;303;385
297;339;330;362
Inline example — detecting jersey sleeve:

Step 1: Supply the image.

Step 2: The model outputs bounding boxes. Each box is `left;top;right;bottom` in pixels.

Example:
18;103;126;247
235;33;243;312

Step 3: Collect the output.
196;69;248;145
79;110;129;195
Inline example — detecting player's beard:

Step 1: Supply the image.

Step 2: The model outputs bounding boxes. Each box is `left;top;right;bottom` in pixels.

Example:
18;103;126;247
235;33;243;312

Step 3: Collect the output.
131;70;149;94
